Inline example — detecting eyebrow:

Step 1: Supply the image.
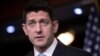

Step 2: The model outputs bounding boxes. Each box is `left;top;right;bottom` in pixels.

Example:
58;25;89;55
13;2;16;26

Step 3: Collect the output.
27;19;35;22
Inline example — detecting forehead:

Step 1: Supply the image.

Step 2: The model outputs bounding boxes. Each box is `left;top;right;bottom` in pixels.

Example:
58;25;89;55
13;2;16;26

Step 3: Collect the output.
26;10;50;21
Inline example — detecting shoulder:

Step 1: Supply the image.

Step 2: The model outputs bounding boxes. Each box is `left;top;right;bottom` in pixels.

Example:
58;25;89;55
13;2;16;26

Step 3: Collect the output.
56;41;91;56
25;50;34;56
65;46;91;56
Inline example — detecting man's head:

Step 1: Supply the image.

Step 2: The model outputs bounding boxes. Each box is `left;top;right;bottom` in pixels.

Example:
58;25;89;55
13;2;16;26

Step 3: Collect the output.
22;1;59;49
22;1;54;23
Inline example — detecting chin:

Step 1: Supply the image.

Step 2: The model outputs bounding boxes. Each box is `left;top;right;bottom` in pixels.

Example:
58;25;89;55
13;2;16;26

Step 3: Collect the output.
36;45;46;48
35;43;46;47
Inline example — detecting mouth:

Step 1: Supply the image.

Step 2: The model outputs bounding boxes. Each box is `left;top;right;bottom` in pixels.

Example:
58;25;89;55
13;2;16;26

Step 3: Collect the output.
35;36;45;40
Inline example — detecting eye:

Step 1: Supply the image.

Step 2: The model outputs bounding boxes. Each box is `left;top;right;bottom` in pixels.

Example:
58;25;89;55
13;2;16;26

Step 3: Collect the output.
40;20;49;26
26;20;36;27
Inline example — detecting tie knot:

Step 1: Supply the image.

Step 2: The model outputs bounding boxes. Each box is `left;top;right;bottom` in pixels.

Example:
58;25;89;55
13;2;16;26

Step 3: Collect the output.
38;53;46;56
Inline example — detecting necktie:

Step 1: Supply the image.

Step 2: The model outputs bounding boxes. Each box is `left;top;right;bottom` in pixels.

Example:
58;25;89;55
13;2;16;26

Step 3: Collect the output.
38;53;46;56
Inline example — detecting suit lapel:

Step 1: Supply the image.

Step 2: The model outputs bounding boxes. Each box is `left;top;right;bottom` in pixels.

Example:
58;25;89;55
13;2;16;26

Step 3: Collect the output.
26;50;34;56
52;41;67;56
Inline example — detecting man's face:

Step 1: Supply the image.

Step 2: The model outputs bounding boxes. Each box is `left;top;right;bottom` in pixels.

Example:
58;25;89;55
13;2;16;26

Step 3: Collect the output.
22;10;58;48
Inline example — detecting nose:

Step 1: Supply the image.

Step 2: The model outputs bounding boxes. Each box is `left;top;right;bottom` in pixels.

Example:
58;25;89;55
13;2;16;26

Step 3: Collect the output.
35;23;42;34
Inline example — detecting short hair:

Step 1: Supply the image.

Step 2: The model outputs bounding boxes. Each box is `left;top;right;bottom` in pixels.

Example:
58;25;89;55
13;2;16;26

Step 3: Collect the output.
22;1;54;23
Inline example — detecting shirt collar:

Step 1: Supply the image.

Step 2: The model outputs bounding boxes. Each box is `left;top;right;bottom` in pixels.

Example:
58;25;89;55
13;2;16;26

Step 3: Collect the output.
34;38;58;56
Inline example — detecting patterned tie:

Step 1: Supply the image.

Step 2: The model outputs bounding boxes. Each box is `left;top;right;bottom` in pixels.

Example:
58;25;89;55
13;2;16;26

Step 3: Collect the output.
38;53;46;56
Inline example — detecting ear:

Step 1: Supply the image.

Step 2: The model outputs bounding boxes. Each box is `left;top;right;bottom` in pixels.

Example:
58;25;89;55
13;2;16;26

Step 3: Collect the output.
22;24;28;36
53;20;59;33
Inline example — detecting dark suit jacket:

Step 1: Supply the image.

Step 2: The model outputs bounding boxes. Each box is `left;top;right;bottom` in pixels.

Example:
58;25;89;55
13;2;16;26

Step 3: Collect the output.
26;40;91;56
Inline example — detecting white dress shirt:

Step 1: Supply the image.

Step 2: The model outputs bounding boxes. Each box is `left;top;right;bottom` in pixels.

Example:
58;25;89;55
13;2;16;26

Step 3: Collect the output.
34;38;58;56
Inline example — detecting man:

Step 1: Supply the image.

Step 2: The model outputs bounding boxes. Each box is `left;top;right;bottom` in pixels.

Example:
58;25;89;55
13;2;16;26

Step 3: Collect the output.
22;1;91;56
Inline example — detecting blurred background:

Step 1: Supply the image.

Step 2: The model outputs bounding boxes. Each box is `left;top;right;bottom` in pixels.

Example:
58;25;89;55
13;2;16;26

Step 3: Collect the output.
0;0;100;56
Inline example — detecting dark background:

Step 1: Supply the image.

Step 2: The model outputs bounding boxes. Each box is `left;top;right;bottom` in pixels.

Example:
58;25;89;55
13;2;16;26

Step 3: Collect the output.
0;0;95;56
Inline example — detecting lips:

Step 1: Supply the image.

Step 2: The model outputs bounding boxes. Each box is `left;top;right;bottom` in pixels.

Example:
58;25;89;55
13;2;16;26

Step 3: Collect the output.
35;36;45;40
36;36;43;38
36;36;42;38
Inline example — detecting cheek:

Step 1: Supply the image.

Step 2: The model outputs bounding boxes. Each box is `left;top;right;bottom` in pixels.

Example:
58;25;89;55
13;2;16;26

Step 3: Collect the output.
43;26;54;35
27;29;35;41
27;28;34;36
